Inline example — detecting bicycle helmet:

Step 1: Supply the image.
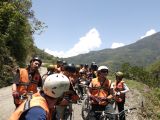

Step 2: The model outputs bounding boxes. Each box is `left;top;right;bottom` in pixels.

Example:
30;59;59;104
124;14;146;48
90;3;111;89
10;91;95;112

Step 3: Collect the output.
115;71;124;78
30;56;42;66
57;59;63;64
84;64;89;68
62;60;67;66
64;63;76;73
98;66;108;71
43;73;70;98
97;66;109;74
90;62;98;71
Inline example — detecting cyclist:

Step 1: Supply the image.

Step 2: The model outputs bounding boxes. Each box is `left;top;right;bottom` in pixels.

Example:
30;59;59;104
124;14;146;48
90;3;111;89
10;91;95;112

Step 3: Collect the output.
88;62;98;80
56;63;80;120
78;69;88;99
55;59;63;73
112;71;129;120
87;65;115;120
9;73;70;120
42;64;56;81
47;64;56;75
12;56;42;108
60;60;68;74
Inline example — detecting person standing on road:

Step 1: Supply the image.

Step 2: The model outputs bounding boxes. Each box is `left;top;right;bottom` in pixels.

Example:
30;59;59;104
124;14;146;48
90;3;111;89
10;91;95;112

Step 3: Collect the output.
55;63;80;120
112;71;129;120
12;56;43;108
9;73;70;120
87;66;115;120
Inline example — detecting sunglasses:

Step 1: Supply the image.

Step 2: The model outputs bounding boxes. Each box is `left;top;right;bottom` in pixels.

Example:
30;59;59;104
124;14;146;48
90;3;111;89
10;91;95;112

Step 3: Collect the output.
101;70;108;73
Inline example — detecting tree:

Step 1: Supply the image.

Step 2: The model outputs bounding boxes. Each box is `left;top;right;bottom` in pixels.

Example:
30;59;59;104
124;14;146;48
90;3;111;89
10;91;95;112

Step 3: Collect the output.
0;0;46;87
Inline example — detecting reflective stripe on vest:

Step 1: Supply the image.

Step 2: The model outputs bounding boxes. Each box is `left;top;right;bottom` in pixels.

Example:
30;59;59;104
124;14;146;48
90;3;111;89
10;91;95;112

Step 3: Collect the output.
17;68;41;93
15;68;41;105
90;78;111;105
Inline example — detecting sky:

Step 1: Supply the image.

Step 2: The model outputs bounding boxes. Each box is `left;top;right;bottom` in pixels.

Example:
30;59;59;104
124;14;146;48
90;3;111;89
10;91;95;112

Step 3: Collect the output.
32;0;160;58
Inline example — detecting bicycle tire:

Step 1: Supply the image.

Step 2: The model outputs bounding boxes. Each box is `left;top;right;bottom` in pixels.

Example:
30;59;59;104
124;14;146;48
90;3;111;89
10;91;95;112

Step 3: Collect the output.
63;106;74;120
81;97;91;120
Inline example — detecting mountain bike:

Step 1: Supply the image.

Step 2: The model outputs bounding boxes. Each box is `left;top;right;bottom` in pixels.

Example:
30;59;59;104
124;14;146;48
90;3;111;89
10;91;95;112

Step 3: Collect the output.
81;95;112;120
63;103;74;120
97;107;137;120
81;95;92;120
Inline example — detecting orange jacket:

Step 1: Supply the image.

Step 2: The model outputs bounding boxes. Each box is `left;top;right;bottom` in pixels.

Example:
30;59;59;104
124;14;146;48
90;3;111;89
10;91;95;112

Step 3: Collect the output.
9;92;51;120
113;80;125;102
15;68;41;105
90;77;111;105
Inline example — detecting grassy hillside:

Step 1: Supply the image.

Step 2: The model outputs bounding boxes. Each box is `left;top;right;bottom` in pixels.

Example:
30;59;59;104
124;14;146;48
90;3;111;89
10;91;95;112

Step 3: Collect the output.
65;32;160;70
126;79;160;119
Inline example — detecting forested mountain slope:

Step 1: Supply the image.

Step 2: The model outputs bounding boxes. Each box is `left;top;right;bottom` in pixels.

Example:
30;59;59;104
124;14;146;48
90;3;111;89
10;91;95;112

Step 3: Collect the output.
65;32;160;70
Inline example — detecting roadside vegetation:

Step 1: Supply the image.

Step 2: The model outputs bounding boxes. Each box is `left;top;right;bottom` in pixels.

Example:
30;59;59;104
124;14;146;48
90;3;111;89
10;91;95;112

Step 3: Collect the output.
117;61;160;120
0;0;56;88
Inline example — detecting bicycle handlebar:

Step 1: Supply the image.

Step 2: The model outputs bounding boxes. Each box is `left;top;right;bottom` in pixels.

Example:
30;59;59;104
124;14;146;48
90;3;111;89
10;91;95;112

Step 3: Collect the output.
95;107;137;116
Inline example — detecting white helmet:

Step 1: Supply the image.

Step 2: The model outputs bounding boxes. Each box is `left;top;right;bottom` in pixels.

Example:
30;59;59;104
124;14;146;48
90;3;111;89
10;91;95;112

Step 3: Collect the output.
98;66;109;71
43;73;70;98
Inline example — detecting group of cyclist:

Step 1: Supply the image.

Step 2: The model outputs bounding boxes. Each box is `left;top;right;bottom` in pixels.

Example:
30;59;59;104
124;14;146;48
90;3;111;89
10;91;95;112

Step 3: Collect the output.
9;57;129;120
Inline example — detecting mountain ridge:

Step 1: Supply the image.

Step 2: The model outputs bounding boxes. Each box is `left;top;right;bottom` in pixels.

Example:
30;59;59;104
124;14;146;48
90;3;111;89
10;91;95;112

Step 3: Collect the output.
65;32;160;70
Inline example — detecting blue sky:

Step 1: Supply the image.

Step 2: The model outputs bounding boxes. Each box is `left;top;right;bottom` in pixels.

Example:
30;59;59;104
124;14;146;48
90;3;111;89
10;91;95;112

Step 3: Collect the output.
32;0;160;58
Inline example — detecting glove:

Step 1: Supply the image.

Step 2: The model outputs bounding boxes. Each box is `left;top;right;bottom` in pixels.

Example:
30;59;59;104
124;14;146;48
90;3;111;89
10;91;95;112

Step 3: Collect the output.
116;92;121;96
12;91;19;98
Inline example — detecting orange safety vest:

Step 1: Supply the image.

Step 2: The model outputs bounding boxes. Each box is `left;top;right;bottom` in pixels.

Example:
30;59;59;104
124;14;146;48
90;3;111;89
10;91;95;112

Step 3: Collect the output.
90;77;111;105
113;80;125;103
15;68;41;105
9;92;51;120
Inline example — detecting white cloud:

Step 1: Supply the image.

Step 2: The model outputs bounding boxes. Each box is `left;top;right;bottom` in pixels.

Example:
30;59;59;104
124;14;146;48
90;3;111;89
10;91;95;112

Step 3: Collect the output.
45;28;102;58
111;42;125;49
140;29;156;39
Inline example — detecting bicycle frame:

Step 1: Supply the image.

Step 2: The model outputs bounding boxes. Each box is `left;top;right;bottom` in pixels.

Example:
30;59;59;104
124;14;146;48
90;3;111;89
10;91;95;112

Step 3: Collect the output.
63;103;73;120
99;107;137;120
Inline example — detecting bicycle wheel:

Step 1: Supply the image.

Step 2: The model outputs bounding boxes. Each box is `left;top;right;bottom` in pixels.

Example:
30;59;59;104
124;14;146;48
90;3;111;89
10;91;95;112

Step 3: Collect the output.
66;112;73;120
63;106;74;120
81;97;91;120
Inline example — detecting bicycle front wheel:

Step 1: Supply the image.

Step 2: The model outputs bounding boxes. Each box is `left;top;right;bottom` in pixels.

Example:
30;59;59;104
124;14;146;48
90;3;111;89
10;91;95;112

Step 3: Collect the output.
81;97;91;120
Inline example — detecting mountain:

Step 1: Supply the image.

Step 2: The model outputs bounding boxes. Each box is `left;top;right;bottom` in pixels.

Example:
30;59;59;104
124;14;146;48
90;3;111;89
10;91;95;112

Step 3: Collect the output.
65;32;160;70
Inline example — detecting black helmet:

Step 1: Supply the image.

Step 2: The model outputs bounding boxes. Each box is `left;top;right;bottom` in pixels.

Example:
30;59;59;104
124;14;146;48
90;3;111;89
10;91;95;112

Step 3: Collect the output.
64;63;76;73
90;62;98;71
57;59;63;64
30;56;42;66
62;60;67;66
84;64;88;68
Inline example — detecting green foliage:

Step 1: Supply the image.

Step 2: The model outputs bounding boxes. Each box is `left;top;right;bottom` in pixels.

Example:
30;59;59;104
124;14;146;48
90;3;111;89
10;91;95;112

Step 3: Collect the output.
143;88;160;119
119;62;159;88
0;0;48;88
33;47;57;64
126;79;160;119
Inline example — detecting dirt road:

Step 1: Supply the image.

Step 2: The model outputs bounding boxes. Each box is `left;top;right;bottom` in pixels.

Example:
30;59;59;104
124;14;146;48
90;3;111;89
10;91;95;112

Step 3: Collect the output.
0;67;142;120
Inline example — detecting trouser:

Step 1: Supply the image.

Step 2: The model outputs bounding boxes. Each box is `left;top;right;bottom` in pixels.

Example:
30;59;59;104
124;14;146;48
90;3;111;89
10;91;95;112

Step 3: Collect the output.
117;102;125;120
